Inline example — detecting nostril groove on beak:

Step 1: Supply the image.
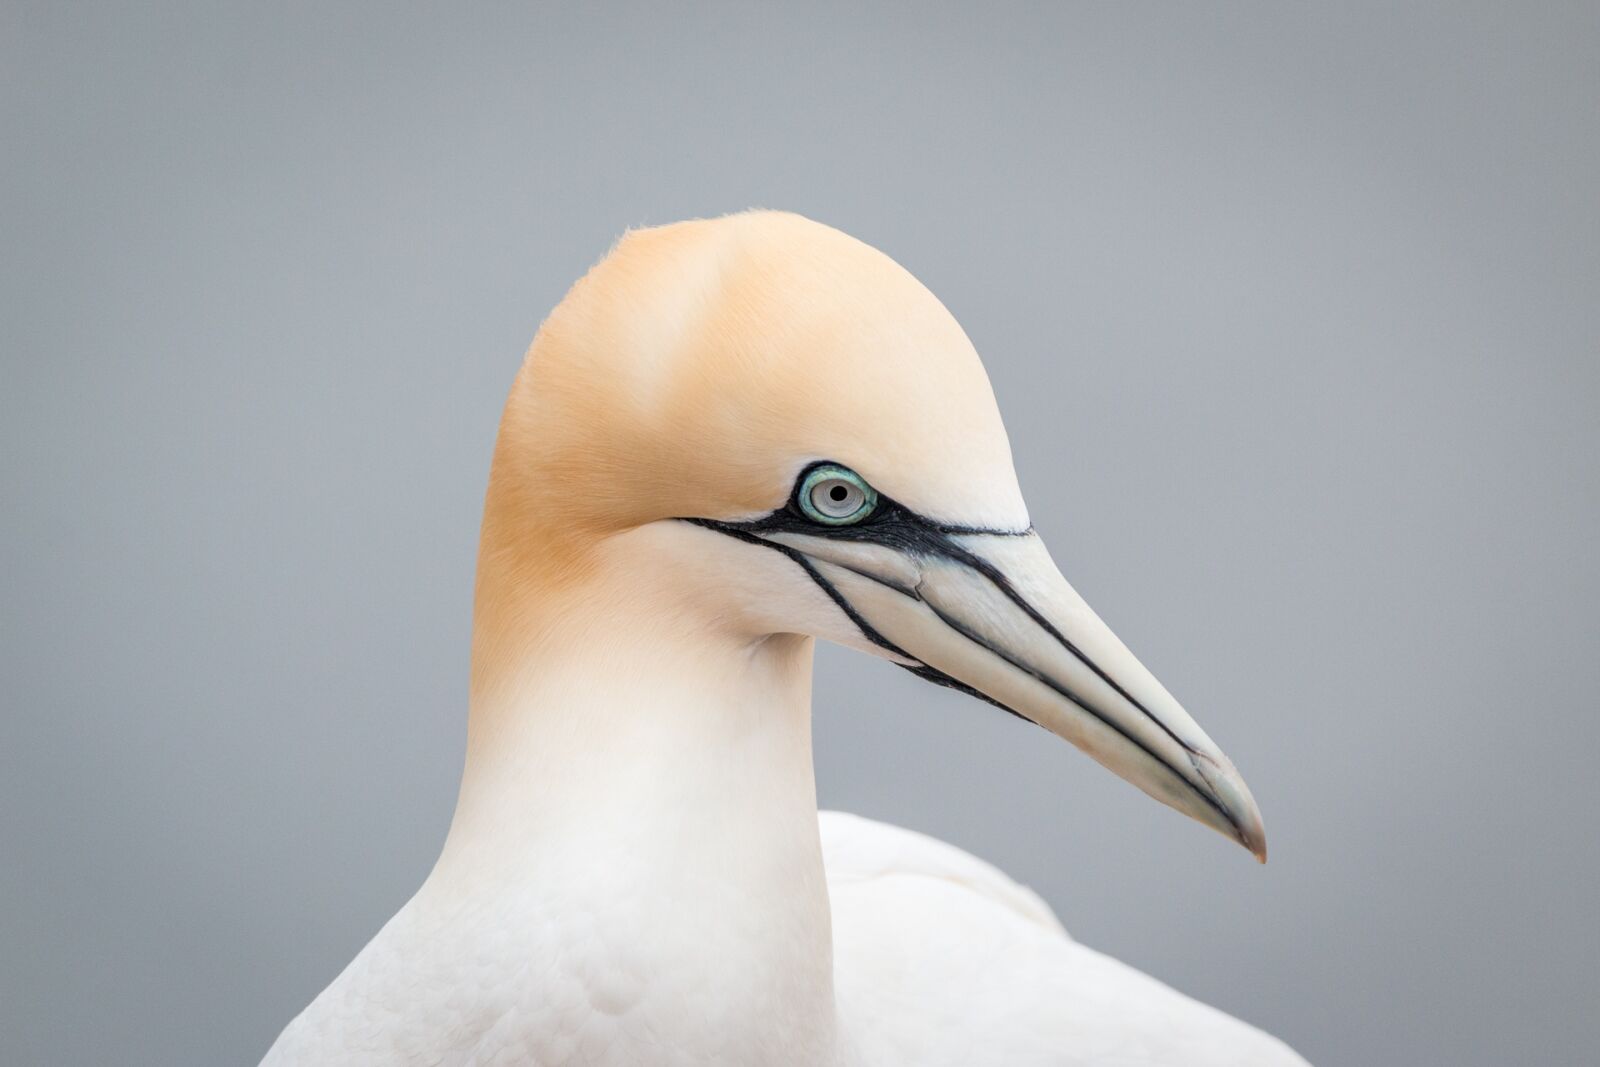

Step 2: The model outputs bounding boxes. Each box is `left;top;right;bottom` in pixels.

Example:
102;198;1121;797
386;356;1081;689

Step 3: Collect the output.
915;596;1244;837
938;540;1203;757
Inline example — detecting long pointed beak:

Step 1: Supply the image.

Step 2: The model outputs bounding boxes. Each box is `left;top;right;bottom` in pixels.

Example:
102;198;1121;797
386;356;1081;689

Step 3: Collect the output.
762;528;1267;861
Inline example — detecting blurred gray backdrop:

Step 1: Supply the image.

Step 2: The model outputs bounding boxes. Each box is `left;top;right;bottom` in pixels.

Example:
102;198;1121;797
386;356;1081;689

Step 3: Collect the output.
4;4;1597;1064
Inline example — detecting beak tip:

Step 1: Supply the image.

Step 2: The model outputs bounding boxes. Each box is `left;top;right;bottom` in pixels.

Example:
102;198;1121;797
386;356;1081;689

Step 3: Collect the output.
1242;826;1268;864
1188;748;1267;864
1231;791;1267;863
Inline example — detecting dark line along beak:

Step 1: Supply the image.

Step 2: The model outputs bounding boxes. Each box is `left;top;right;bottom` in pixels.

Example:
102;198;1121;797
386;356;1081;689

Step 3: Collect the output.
699;518;1267;861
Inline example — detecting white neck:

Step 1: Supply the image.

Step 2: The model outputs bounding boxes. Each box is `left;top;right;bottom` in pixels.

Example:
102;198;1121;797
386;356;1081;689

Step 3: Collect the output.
424;528;839;1062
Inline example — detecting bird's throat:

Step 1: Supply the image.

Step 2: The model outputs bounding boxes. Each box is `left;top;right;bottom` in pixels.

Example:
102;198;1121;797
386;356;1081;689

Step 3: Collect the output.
427;529;840;1059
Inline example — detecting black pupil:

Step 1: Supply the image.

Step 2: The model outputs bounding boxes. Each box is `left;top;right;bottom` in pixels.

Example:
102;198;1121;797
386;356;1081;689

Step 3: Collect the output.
828;485;849;503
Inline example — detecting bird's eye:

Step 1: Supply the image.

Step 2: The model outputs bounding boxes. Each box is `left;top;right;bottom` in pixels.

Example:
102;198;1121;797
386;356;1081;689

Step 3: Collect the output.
797;465;878;525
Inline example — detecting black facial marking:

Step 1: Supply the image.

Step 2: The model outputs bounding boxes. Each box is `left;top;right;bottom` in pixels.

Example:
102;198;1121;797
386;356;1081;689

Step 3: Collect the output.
676;461;1248;843
781;530;1242;836
912;532;1202;759
715;460;1032;548
682;518;913;661
679;459;1075;735
736;462;1197;758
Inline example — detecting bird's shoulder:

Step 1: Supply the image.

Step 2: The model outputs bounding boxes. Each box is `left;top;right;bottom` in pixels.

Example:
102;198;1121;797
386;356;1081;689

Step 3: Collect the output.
821;811;1307;1067
819;809;1067;935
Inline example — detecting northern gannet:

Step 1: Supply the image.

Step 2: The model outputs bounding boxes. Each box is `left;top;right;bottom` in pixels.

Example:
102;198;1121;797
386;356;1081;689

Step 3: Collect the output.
263;211;1307;1066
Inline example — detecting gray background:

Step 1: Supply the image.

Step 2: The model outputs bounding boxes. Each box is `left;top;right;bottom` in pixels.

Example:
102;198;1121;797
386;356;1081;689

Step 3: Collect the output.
3;4;1596;1064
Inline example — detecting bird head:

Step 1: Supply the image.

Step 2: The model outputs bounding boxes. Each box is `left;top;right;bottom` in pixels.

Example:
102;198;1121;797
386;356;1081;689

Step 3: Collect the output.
478;210;1266;861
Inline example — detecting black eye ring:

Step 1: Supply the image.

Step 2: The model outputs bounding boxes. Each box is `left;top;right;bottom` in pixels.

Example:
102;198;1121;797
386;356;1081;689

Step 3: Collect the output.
796;464;878;525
